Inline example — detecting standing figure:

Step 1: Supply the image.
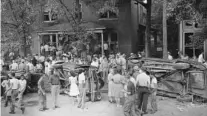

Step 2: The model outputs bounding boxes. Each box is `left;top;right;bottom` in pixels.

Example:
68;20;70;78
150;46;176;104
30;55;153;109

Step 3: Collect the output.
49;69;60;110
99;57;109;83
38;74;48;111
149;74;158;114
2;76;12;107
111;68;125;107
123;75;136;116
8;73;25;114
77;70;86;109
108;68;114;103
17;75;27;113
10;60;18;71
69;72;79;105
103;42;109;58
136;67;151;114
44;44;49;57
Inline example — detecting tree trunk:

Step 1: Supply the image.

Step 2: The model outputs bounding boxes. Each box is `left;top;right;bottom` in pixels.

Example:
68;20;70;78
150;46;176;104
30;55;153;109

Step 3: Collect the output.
163;0;168;59
145;0;152;58
75;0;81;24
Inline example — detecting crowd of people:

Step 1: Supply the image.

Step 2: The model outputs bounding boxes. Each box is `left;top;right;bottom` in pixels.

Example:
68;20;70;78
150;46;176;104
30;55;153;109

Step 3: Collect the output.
1;48;206;115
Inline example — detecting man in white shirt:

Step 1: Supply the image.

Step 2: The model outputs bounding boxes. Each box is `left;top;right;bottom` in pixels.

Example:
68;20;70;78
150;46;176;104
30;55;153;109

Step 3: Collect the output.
198;52;205;63
10;60;19;71
27;61;34;73
168;52;173;60
44;44;49;57
91;58;99;68
7;73;24;114
103;42;109;58
136;67;151;114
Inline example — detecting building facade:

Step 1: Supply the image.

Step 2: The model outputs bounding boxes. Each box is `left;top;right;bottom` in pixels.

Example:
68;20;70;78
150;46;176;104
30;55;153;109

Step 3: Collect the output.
29;0;147;56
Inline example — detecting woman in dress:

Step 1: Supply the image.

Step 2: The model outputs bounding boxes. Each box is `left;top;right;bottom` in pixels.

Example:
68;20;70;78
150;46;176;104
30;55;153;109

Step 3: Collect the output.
69;71;80;105
108;68;114;103
111;67;125;107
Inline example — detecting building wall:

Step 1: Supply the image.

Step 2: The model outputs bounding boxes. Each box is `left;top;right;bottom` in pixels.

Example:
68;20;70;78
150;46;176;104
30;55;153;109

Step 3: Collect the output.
32;0;145;56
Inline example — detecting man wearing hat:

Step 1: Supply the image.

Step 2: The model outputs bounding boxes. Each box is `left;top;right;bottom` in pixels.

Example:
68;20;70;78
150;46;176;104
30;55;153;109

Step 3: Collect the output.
135;67;151;114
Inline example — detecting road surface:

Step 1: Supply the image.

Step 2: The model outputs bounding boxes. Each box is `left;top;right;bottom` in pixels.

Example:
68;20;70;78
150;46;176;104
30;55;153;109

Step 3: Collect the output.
1;93;207;116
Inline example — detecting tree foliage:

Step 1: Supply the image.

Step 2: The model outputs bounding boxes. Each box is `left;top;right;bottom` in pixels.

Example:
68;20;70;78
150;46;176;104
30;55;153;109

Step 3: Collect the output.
1;0;40;54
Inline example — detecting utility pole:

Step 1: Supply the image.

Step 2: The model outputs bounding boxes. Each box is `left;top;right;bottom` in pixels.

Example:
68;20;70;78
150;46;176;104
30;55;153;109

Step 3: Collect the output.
163;0;168;59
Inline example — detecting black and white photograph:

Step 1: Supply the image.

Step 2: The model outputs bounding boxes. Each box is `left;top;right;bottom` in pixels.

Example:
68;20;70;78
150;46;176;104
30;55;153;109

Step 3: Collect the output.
1;0;207;116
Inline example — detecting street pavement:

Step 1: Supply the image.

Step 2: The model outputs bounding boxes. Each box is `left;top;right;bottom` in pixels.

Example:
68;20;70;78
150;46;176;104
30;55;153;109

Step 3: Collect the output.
1;92;207;116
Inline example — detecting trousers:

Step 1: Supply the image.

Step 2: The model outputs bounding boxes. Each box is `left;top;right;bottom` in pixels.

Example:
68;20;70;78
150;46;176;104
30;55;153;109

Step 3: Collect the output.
136;86;150;112
123;95;135;116
51;85;60;108
38;90;47;109
10;89;19;112
150;90;157;112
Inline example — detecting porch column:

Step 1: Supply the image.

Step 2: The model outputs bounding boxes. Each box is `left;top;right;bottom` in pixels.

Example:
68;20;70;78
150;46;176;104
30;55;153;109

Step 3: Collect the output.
205;39;207;60
38;35;41;56
101;32;104;56
108;32;111;52
56;34;58;48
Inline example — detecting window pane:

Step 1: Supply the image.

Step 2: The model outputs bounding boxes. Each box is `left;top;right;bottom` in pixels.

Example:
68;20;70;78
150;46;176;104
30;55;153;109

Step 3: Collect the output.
109;11;117;18
44;12;50;21
99;12;108;18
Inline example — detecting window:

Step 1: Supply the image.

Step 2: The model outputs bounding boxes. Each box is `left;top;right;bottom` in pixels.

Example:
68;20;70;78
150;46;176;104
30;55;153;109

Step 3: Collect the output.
99;11;118;19
43;11;57;22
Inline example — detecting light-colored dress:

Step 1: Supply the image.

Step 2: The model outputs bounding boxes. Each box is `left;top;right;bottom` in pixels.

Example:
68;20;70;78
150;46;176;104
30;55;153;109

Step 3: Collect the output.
111;74;124;98
108;73;114;97
69;76;79;96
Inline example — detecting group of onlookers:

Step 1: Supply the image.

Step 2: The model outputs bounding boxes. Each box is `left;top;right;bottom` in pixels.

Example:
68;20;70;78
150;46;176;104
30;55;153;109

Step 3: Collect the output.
1;73;26;114
107;64;158;115
4;49;207;115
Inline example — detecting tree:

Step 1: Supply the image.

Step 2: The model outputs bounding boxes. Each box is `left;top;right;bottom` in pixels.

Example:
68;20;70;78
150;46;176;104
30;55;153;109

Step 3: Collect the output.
1;0;40;56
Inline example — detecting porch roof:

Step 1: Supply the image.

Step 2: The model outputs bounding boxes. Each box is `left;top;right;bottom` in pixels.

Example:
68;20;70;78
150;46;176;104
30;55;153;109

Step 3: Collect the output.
38;22;106;33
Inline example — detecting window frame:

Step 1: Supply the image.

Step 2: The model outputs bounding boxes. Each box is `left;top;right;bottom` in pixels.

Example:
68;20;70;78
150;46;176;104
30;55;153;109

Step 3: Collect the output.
43;11;57;22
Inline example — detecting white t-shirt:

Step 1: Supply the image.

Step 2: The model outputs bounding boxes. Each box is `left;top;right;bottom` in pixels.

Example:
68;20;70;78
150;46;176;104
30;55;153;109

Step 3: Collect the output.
136;72;150;87
91;61;99;67
168;55;173;60
19;79;27;92
10;78;19;90
198;54;205;63
130;77;136;87
44;45;49;51
151;77;157;89
11;63;18;70
27;63;34;72
39;56;45;62
103;43;108;50
78;73;85;84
